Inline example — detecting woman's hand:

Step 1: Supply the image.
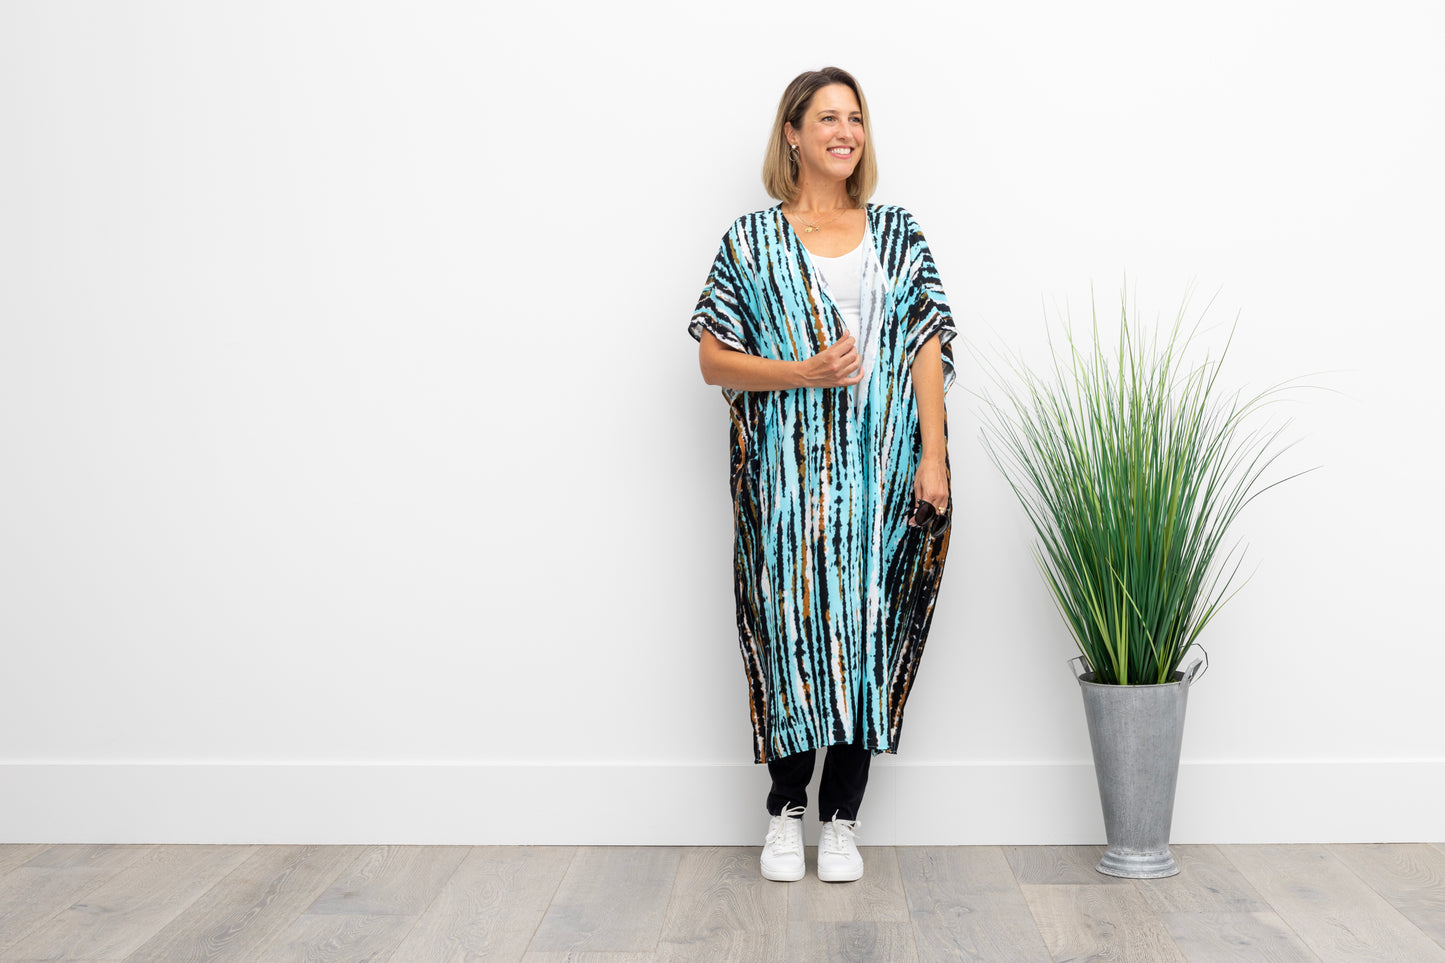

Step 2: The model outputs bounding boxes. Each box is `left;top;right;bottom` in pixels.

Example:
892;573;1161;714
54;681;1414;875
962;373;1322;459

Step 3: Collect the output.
799;335;863;388
911;453;949;525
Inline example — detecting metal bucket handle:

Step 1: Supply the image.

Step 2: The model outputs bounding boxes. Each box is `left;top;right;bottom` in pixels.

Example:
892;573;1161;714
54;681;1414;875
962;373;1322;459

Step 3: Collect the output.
1182;647;1208;685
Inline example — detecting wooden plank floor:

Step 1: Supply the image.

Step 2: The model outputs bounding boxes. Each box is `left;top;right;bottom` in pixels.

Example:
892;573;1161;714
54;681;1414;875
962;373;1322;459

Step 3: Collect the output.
0;843;1442;961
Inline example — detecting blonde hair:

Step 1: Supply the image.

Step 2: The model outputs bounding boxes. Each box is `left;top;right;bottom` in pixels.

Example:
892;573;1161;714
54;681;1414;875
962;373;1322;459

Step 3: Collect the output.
763;67;877;206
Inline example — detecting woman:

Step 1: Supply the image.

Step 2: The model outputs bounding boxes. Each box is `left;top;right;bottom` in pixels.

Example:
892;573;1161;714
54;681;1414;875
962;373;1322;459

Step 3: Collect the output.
689;67;956;883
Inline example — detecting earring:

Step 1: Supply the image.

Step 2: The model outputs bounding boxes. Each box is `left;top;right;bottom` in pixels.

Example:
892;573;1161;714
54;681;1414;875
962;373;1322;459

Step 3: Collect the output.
790;144;798;151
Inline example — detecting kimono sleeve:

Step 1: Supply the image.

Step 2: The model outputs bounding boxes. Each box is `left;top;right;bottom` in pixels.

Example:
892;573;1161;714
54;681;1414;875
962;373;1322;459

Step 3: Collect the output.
902;213;958;392
688;228;752;354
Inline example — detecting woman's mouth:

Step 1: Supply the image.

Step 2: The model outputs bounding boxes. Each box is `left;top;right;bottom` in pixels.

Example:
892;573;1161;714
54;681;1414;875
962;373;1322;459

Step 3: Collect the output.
828;146;854;158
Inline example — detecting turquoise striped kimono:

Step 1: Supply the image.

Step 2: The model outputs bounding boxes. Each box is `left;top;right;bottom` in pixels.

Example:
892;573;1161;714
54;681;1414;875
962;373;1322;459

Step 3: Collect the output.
689;203;957;763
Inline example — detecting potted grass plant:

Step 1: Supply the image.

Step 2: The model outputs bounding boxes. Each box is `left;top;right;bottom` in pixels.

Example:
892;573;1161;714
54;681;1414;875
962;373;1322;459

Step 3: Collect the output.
979;284;1305;878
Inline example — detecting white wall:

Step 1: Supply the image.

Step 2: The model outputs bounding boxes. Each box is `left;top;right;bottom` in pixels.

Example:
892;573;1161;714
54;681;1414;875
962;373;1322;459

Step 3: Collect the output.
2;0;1442;844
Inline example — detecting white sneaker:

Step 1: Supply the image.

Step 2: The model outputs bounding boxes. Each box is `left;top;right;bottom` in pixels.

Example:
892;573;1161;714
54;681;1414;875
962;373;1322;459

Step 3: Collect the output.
760;804;805;881
817;815;863;882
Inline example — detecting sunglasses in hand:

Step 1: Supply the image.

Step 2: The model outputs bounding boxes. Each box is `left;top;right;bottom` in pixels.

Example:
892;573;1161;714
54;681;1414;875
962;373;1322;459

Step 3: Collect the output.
910;499;950;536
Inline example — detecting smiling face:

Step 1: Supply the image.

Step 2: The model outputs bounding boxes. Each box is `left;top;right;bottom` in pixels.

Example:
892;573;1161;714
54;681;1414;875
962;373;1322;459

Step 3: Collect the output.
784;83;866;192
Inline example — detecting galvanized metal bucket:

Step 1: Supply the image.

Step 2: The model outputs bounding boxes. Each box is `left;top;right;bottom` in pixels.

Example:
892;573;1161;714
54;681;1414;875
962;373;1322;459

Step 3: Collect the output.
1071;655;1205;878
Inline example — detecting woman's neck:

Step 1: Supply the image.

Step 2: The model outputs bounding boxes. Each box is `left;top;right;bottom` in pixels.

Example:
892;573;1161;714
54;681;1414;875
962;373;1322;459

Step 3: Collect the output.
788;178;853;215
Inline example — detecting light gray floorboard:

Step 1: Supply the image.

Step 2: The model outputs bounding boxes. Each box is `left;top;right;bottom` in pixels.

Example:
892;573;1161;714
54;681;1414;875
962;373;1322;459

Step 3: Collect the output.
19;846;152;872
788;847;910;923
528;847;683;954
0;842;1441;960
1330;843;1445;950
389;845;575;963
262;911;418;963
1133;846;1316;962
659;846;789;931
0;846;50;879
1159;911;1322;962
122;844;363;963
654;846;788;962
0;873;122;955
1222;844;1445;962
1005;844;1130;885
520;948;656;954
786;921;919;962
1134;845;1272;914
1020;882;1188;962
0;847;151;955
655;929;785;963
896;846;1051;962
307;845;470;917
3;845;256;961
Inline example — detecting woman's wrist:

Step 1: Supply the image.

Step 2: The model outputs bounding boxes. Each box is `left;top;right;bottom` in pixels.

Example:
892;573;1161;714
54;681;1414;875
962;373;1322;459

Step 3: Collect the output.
794;357;820;389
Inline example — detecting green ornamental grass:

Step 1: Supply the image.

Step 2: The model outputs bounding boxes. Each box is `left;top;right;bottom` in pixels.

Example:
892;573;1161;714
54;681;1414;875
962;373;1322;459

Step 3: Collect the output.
979;284;1307;685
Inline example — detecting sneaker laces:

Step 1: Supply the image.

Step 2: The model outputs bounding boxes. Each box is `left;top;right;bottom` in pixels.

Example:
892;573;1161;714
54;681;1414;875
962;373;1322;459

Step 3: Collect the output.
821;815;860;855
764;804;805;855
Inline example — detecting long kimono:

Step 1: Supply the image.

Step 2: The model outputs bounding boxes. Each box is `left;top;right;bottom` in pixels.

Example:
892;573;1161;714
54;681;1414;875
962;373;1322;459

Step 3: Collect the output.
689;203;958;763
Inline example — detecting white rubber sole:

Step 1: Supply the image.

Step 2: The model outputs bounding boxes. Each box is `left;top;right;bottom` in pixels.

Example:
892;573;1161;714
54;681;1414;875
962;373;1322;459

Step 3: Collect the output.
760;861;805;882
817;861;864;882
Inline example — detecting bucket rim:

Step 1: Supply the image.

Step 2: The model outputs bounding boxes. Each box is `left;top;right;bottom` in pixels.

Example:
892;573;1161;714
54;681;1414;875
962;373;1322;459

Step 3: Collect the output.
1077;670;1187;688
1070;655;1205;688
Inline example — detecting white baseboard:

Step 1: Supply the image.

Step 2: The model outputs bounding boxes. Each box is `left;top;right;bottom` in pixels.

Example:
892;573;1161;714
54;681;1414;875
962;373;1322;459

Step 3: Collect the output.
1;760;1440;845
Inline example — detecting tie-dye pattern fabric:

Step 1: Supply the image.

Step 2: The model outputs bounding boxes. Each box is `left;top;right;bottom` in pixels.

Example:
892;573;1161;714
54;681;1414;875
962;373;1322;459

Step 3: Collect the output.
689;204;957;763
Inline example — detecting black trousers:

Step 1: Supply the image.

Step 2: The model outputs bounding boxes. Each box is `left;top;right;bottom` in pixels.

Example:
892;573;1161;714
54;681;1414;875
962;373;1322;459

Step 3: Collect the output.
766;743;872;822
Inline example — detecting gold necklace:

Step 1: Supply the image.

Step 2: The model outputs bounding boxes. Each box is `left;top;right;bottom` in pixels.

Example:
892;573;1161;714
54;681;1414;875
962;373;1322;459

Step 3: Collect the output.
789;206;851;233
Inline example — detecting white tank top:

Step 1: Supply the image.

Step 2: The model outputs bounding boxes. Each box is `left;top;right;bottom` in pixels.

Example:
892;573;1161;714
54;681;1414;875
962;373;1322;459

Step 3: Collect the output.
811;241;863;331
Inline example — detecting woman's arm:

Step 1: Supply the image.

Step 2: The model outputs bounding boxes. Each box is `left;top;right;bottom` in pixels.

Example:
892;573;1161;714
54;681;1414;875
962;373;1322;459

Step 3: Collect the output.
911;334;949;514
699;330;863;391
